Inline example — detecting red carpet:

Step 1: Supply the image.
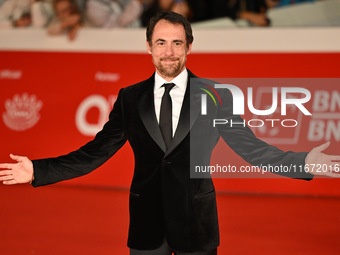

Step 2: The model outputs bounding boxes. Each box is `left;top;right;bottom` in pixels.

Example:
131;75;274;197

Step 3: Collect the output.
1;184;339;255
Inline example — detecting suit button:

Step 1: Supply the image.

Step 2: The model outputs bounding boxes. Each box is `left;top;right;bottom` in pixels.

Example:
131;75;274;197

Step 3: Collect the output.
162;160;171;167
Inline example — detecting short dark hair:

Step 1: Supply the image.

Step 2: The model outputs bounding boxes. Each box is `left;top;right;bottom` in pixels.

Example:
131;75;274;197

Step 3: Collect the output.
53;0;79;13
146;11;194;47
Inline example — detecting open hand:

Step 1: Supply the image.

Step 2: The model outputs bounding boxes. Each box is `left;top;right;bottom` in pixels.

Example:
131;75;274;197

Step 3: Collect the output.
305;142;340;178
0;154;34;185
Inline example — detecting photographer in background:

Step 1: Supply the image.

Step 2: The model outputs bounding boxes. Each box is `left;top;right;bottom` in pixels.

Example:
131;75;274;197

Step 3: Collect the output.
85;0;143;28
0;0;53;29
187;0;279;26
47;0;81;40
141;0;190;27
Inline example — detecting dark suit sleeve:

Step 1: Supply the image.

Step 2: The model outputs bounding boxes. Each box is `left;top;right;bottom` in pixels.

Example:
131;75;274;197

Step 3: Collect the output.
216;88;313;180
31;89;127;187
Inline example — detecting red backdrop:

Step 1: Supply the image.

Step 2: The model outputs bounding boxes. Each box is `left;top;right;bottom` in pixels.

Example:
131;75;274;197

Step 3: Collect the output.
1;51;339;196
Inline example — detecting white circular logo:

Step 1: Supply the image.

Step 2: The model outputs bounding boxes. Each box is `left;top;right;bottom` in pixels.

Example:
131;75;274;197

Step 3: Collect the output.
3;93;43;131
75;94;117;136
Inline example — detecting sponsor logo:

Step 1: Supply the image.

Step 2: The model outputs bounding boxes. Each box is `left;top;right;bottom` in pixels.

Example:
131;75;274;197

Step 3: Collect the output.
76;94;117;136
3;93;43;131
95;72;120;82
308;90;340;141
0;69;22;80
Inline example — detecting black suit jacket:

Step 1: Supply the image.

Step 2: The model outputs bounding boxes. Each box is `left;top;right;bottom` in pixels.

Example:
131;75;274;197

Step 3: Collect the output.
32;70;313;252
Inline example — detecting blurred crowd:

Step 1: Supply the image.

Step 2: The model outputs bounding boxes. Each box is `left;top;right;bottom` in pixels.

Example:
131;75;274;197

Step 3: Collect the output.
0;0;314;40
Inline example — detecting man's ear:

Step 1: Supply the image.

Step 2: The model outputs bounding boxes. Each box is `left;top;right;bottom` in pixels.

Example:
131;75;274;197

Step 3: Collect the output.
187;43;192;55
146;41;152;54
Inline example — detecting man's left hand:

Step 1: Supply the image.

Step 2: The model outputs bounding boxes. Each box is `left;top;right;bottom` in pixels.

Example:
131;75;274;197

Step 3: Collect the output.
305;142;340;177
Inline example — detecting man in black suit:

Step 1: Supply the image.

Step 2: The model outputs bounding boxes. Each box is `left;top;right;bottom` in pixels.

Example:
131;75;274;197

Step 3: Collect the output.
0;11;339;255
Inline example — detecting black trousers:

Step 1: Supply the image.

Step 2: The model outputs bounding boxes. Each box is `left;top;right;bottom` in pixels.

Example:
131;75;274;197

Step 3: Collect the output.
130;238;217;255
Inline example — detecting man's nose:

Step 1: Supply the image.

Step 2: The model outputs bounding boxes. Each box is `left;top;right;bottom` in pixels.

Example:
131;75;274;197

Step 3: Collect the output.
165;45;174;56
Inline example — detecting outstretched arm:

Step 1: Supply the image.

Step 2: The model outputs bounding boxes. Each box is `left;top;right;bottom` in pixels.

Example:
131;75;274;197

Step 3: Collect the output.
0;88;127;187
213;85;339;180
0;154;34;185
305;142;340;178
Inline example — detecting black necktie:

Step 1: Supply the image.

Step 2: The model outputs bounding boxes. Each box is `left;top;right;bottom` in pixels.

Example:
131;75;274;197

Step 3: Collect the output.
159;83;175;149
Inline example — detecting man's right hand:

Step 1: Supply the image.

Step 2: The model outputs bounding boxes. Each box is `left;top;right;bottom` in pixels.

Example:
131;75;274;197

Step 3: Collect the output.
0;154;34;185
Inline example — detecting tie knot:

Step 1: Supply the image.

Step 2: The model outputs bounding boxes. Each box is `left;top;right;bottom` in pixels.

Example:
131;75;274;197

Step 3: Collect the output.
163;83;175;94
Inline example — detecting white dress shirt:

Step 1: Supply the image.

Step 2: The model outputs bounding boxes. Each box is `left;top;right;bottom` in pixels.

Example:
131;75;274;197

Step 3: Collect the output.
154;68;188;136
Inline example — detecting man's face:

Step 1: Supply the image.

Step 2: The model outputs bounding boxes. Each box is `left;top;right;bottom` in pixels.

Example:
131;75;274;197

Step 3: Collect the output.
55;1;72;20
147;20;192;81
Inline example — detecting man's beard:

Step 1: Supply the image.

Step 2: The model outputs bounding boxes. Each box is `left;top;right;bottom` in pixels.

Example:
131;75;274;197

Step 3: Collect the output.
154;57;185;78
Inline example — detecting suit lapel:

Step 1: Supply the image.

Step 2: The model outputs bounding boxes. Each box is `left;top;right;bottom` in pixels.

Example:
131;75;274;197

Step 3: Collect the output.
137;70;201;156
138;74;167;152
165;70;201;157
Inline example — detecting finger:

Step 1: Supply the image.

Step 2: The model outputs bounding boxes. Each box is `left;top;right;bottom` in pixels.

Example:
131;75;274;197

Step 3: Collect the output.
330;163;340;172
324;172;340;178
0;170;13;176
314;141;330;152
0;164;13;170
9;154;25;162
0;175;13;181
2;179;17;185
330;155;340;161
